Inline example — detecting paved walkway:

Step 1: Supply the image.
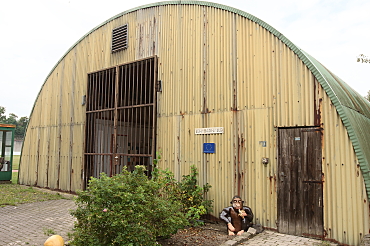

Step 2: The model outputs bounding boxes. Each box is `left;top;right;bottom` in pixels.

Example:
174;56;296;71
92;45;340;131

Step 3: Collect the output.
0;199;76;246
0;196;339;246
230;230;338;246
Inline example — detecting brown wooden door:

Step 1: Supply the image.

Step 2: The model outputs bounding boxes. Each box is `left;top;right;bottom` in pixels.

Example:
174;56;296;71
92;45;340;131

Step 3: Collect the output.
277;127;323;237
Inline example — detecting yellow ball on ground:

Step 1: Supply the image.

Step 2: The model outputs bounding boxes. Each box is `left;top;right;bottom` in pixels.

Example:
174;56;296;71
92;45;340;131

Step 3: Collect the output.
44;235;65;246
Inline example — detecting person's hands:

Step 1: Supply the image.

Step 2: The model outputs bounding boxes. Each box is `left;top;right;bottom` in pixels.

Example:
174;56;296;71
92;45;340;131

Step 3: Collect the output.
228;223;235;232
237;230;244;236
241;211;247;217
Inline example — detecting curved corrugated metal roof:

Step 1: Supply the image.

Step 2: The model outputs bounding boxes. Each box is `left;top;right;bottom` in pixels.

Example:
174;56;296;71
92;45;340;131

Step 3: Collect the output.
33;0;370;198
301;51;370;195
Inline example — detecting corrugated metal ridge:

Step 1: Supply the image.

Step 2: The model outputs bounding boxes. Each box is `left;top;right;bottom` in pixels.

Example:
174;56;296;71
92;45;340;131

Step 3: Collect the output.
28;1;370;199
33;0;284;95
298;50;370;198
28;0;284;125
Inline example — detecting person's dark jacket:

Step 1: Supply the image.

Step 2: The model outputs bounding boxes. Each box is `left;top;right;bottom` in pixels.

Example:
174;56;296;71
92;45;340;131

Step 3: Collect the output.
219;206;253;232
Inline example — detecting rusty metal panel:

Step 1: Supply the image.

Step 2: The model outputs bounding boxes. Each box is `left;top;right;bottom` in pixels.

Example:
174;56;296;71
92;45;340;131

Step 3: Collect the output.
236;16;316;127
155;6;238;217
156;5;205;117
18;126;34;185
47;126;60;190
37;127;48;188
320;89;369;245
157;114;203;181
203;112;235;217
59;125;72;191
135;8;158;59
47;126;58;189
205;7;235;113
237;108;277;229
156;110;236;216
155;116;175;173
63;92;73;191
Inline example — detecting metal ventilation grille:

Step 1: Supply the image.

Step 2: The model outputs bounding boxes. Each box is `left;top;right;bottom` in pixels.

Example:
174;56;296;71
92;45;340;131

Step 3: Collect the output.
112;24;128;53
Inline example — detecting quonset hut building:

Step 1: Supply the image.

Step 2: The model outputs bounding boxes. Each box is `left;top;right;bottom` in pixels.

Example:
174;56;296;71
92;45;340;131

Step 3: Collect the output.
19;1;370;245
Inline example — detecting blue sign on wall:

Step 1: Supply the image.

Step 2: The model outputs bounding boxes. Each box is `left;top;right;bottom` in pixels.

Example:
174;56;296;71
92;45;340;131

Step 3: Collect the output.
203;143;216;153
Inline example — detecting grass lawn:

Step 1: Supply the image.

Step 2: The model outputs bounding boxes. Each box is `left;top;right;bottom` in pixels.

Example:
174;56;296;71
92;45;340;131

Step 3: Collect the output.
12;155;20;184
12;155;20;170
0;155;70;207
12;171;18;184
0;184;66;207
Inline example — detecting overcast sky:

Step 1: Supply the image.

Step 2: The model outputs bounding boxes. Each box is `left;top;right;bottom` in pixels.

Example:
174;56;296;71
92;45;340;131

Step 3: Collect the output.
1;0;369;118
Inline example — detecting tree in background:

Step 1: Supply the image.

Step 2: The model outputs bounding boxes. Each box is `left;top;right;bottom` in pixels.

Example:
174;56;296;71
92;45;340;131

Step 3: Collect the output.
365;91;370;102
0;106;6;122
0;106;29;139
357;54;369;63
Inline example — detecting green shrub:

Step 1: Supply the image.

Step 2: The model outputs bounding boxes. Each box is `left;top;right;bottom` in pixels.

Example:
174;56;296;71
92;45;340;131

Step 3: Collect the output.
153;164;213;226
70;166;187;246
178;165;213;225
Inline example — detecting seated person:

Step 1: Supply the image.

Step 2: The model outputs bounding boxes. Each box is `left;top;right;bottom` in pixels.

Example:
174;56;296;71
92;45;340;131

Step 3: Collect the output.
219;195;253;235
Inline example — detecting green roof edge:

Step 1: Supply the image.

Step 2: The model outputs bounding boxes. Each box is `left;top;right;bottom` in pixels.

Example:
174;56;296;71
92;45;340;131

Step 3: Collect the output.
26;1;370;199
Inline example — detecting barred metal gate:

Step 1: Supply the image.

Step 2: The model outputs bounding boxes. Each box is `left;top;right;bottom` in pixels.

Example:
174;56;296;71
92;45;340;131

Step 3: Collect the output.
84;57;157;188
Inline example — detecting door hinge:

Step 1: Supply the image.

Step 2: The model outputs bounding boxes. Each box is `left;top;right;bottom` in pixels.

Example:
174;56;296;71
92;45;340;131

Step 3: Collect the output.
156;80;162;92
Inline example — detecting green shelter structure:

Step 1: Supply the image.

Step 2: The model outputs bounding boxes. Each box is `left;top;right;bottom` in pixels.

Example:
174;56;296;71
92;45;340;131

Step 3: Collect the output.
0;124;15;183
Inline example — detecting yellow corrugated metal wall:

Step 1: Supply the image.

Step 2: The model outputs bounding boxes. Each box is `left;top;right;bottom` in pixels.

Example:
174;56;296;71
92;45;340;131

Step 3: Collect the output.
320;88;369;244
20;4;368;245
154;5;369;245
20;9;142;191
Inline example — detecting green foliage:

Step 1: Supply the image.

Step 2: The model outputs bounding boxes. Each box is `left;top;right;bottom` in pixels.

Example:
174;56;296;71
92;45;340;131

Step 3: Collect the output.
70;151;214;246
185;205;206;225
178;165;213;225
14;116;28;139
153;164;213;226
365;90;370;102
0;106;29;139
43;227;56;236
70;166;187;246
0;106;6;122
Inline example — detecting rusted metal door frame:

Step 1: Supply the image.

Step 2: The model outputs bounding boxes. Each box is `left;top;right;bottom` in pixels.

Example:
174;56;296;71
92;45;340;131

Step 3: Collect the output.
277;126;323;237
84;56;158;189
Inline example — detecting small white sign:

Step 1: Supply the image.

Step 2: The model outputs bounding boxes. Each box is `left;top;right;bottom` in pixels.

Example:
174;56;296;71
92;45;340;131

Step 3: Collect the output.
195;127;224;135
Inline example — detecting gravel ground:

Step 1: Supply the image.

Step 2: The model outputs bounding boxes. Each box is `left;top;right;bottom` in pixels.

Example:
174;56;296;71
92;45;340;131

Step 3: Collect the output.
157;222;231;246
